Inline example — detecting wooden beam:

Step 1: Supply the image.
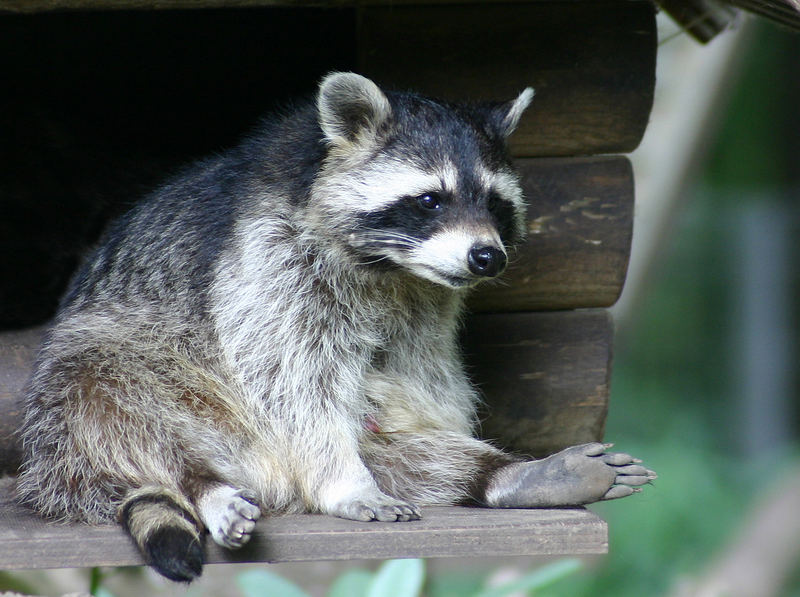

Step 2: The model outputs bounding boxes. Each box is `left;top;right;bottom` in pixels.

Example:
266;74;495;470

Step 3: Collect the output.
470;157;634;313
359;1;657;157
0;328;34;477
464;310;611;458
0;478;607;569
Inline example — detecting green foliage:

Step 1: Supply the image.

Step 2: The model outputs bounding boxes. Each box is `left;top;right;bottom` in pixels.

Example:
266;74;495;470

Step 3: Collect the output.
365;559;425;597
233;558;581;597
0;571;39;595
473;559;583;597
237;569;312;597
703;22;798;191
327;569;374;597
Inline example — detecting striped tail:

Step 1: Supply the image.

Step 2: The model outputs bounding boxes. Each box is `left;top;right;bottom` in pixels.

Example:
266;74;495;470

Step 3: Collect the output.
119;487;205;582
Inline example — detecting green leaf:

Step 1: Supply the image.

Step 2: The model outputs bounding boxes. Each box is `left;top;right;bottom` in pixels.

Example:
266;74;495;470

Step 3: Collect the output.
0;571;39;596
327;568;373;597
474;559;583;597
236;569;312;597
366;559;425;597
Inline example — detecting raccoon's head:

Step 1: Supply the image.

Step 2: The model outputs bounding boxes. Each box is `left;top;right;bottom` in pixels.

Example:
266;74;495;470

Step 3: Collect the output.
311;72;533;289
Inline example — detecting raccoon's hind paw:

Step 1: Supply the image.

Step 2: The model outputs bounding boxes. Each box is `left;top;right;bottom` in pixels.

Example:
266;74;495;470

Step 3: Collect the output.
145;525;204;583
197;486;262;549
485;443;656;508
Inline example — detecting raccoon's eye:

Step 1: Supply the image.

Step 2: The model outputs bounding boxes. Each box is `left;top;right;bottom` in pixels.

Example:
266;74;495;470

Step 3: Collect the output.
416;192;442;211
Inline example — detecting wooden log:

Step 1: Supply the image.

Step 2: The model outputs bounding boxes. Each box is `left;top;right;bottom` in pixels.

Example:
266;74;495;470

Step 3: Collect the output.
470;156;634;313
463;310;611;458
358;1;657;157
0;328;36;477
0;310;610;473
0;477;607;569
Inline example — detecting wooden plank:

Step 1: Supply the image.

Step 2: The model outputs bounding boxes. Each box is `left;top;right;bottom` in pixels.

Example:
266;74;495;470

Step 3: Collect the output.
0;329;35;477
470;156;634;313
463;310;611;458
0;478;607;569
359;1;657;157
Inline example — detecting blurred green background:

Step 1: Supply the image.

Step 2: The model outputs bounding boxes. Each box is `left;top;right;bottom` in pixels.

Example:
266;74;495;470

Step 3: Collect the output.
568;18;800;597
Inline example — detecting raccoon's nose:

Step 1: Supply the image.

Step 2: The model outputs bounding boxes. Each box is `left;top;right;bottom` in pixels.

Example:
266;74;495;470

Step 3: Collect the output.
467;245;507;278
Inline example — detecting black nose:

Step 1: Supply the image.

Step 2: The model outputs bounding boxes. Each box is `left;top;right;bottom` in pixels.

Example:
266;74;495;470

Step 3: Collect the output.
467;245;507;278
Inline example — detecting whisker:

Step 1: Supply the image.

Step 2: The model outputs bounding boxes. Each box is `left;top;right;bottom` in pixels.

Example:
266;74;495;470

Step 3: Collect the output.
362;229;421;244
353;228;423;251
355;254;391;266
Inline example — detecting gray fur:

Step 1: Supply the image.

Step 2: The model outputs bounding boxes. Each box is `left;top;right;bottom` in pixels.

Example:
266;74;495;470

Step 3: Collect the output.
17;73;654;581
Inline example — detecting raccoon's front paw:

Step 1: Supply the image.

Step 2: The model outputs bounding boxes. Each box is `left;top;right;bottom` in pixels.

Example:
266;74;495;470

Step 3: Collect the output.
197;486;262;549
486;443;656;508
329;489;421;522
341;498;421;522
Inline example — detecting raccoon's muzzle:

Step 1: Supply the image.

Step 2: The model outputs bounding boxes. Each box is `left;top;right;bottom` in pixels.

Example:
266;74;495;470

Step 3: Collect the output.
467;245;507;278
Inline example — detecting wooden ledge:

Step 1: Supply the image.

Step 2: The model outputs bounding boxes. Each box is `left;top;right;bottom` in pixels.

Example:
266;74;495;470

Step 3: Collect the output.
0;478;607;570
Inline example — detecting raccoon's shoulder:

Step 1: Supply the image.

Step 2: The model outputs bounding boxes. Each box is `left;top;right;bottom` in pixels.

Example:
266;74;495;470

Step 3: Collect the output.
130;98;323;225
236;100;327;208
59;104;322;310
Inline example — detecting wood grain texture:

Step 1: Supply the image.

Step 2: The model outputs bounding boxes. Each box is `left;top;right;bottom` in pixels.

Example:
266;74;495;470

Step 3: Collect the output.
0;478;607;569
464;310;611;458
359;1;657;157
0;328;38;477
470;157;634;313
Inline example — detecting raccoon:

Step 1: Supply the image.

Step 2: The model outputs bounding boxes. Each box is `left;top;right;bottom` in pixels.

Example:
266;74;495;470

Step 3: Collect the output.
17;72;655;582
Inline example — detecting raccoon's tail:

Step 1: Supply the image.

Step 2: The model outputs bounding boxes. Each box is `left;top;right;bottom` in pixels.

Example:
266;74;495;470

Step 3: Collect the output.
120;487;205;582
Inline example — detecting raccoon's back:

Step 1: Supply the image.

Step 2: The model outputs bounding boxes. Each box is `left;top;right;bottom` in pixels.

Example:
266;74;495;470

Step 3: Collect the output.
58;161;239;318
58;104;324;318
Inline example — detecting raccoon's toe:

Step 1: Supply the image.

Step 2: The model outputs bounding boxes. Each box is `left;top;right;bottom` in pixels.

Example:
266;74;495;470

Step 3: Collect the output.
145;525;204;582
198;485;262;550
333;497;421;522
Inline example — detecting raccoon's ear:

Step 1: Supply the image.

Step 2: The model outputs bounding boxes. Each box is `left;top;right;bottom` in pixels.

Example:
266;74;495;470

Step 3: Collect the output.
317;72;392;149
490;87;535;139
